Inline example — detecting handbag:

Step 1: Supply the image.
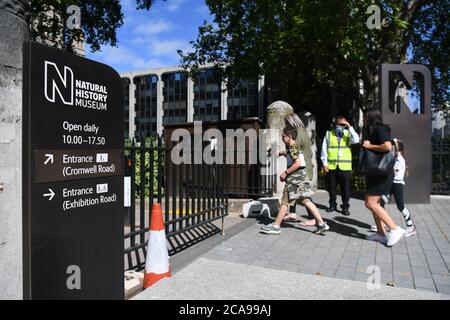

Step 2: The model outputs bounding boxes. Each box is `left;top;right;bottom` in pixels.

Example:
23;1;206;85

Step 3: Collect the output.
359;145;396;175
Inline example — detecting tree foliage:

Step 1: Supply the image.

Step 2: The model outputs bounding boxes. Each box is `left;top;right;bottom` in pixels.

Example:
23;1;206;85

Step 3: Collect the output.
29;0;162;52
179;0;449;117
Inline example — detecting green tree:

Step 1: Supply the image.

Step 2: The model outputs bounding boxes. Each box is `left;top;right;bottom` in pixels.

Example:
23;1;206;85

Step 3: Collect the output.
29;0;163;52
179;0;449;119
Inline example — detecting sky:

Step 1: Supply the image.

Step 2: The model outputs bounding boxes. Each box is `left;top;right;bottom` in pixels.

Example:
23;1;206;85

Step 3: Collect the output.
86;0;214;74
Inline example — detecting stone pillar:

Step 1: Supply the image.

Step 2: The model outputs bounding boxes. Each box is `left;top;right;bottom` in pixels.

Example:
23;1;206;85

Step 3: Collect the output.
0;0;29;300
220;80;228;120
128;75;136;139
187;77;194;122
156;72;163;135
298;111;318;190
258;76;265;120
266;101;294;196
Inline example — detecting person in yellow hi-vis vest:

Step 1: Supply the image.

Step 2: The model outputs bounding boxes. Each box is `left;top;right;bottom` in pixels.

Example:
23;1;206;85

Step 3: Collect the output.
320;115;360;216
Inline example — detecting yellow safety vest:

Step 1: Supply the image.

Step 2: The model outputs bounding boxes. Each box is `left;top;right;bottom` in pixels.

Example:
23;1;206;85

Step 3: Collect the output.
326;129;352;171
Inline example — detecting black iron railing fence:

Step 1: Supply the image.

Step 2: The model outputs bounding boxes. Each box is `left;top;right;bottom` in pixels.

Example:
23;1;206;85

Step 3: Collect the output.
432;140;450;195
123;134;276;271
317;139;450;195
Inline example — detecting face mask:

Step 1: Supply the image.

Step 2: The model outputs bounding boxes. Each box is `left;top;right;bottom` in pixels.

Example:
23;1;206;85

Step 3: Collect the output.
335;125;344;136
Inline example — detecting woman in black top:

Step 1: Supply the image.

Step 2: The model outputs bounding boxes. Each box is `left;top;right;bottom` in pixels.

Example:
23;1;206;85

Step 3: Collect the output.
362;109;405;246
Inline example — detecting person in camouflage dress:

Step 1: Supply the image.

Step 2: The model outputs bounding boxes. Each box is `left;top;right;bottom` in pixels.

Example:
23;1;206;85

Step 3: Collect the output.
261;128;329;235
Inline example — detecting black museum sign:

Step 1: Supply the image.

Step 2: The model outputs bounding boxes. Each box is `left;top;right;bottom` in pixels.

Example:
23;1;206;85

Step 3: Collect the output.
23;41;124;299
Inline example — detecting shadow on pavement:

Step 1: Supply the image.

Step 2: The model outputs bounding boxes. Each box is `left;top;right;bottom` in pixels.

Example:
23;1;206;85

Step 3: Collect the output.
333;216;372;230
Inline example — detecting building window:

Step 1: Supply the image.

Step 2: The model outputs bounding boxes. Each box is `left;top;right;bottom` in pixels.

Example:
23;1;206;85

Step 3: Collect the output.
227;79;258;120
193;68;221;122
162;72;188;125
122;77;130;139
134;74;158;140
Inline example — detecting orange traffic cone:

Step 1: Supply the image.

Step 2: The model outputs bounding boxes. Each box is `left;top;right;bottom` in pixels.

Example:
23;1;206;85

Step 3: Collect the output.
143;203;171;289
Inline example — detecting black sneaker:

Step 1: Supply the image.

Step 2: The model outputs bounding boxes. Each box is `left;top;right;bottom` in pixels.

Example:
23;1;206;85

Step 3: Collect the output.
341;209;350;216
326;206;336;212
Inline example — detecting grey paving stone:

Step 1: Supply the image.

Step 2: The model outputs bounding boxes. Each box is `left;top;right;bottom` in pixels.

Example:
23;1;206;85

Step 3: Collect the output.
425;253;445;262
296;268;317;275
251;259;270;268
359;250;376;258
279;263;301;273
340;258;358;268
308;254;326;264
236;255;260;265
321;258;342;269
392;254;410;263
409;258;429;268
336;266;355;277
394;272;413;281
427;256;447;266
436;285;450;295
432;274;450;286
428;264;450;276
288;253;308;263
393;279;415;290
277;250;296;259
302;261;322;272
353;272;370;283
413;276;436;289
376;255;393;264
415;286;437;293
376;262;393;274
343;252;360;261
380;272;394;284
355;264;373;274
358;256;376;266
411;266;433;279
335;273;354;281
326;252;345;260
393;260;412;271
315;269;336;278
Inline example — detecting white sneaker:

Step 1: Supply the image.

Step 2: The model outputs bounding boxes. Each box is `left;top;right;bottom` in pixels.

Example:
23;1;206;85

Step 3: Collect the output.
366;233;388;244
386;227;405;246
404;225;417;237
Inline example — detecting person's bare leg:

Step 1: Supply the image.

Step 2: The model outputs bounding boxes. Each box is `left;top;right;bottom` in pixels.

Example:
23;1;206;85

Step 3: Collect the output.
274;204;289;227
299;204;316;226
303;201;324;225
373;214;386;236
367;195;398;230
283;213;297;220
299;219;316;226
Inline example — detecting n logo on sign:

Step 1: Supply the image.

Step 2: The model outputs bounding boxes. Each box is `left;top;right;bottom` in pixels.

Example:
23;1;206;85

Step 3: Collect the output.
380;64;431;114
44;61;74;105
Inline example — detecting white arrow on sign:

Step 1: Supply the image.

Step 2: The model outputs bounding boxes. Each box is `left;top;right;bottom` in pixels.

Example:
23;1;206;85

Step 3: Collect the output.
44;154;54;165
43;189;55;201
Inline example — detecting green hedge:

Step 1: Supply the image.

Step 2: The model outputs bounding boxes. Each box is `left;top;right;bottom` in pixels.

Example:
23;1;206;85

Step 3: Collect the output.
125;137;164;200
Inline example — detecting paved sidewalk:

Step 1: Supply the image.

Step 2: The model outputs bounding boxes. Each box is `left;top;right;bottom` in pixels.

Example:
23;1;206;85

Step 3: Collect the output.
136;191;450;299
135;258;449;300
200;191;450;295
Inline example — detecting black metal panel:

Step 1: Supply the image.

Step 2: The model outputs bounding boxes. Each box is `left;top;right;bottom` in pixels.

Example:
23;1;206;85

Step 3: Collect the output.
380;64;432;204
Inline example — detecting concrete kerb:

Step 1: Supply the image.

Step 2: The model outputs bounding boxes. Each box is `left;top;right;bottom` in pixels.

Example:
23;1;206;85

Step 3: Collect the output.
126;216;256;299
